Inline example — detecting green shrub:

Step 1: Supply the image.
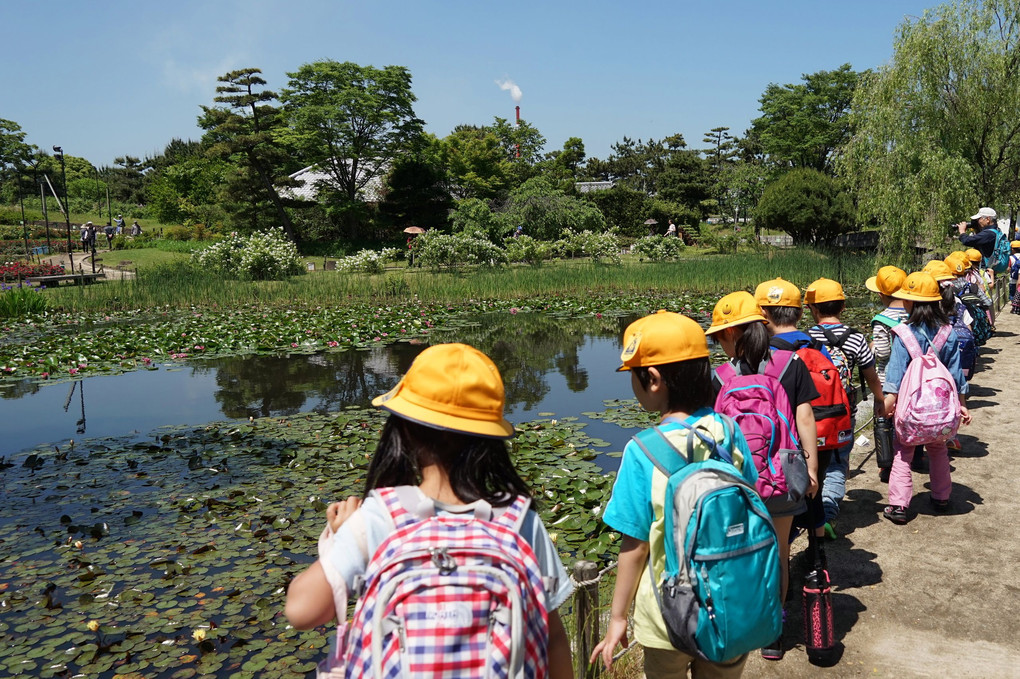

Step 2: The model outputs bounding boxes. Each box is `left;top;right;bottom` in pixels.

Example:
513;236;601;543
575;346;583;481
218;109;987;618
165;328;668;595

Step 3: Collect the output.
164;225;193;241
632;235;686;261
754;169;853;245
192;229;303;281
503;235;553;265
555;229;622;264
334;248;400;274
414;231;508;270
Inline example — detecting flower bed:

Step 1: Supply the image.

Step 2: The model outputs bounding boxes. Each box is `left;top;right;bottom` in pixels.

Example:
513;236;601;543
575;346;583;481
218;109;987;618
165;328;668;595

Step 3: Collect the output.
0;261;66;281
0;239;70;257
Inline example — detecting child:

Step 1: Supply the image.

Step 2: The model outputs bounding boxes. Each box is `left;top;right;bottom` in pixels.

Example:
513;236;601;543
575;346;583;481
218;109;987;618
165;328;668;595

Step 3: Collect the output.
591;310;759;677
707;292;818;661
1010;240;1020;313
285;343;574;678
804;278;886;538
882;274;971;524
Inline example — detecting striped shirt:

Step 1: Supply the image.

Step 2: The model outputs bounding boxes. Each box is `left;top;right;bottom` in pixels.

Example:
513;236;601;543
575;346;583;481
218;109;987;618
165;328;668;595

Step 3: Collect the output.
807;323;876;400
870;307;909;385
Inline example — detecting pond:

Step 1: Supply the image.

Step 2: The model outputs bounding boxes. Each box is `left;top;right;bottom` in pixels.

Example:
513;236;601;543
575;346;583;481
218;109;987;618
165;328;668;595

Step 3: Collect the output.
0;312;661;470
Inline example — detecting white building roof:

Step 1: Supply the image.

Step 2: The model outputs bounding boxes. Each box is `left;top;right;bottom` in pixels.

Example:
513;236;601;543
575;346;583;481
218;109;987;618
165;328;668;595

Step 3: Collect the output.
282;161;387;203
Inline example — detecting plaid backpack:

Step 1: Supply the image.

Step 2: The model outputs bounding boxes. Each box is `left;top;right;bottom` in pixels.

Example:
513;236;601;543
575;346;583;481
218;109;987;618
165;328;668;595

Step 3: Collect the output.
341;486;550;679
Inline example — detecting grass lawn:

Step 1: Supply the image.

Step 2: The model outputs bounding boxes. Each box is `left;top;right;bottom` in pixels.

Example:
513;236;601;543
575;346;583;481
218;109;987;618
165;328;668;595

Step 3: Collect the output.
98;248;188;270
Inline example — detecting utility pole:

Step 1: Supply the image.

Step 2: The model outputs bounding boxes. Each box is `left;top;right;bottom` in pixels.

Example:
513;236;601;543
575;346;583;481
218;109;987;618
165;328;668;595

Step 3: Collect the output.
16;170;30;263
40;179;53;254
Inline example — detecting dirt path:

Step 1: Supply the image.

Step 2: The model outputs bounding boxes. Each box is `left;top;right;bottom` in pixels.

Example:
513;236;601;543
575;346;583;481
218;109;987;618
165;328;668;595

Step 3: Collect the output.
740;307;1020;678
42;248;135;280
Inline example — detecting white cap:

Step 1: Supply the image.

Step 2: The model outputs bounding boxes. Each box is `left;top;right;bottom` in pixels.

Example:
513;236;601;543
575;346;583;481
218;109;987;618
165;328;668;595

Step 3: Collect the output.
971;207;997;220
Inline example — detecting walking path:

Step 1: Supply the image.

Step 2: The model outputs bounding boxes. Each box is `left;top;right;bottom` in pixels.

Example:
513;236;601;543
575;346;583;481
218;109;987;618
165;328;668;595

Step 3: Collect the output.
42;248;135;280
744;308;1020;677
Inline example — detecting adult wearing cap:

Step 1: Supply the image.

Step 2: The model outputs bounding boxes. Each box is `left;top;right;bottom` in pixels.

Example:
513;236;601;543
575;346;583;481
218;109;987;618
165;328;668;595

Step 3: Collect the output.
285;343;575;677
881;273;970;524
956;207;998;261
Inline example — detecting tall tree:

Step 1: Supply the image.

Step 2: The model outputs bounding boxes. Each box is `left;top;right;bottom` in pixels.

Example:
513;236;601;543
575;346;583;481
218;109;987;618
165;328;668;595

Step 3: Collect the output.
108;156;147;204
199;68;297;239
702;126;738;209
441;125;510;201
379;133;452;231
752;64;862;174
0;118;35;204
840;0;1020;262
281;60;423;204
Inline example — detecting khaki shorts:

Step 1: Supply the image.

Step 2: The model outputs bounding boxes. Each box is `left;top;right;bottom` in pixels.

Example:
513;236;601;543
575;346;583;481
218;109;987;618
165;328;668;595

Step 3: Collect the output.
643;646;748;679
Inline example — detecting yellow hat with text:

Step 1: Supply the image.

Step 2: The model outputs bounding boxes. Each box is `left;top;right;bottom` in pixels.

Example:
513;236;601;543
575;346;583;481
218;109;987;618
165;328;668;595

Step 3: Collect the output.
754;277;801;308
706;291;769;335
945;251;971;274
618;310;709;371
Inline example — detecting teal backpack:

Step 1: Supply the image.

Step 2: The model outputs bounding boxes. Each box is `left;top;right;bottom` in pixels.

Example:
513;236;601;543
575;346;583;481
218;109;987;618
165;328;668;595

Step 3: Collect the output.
631;416;782;663
986;228;1010;273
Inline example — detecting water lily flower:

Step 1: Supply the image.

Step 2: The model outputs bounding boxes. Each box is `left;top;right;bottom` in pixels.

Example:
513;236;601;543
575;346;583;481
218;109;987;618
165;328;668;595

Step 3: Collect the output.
192;628;207;642
290;343;298;348
68;368;78;375
87;620;100;632
510;308;519;315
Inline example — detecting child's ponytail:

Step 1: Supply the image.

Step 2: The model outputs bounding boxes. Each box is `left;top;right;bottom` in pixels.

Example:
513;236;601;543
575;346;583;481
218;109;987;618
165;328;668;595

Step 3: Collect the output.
735;321;771;369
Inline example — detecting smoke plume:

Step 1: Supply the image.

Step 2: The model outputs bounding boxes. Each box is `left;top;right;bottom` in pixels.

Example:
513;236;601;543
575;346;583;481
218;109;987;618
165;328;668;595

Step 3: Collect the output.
496;78;522;103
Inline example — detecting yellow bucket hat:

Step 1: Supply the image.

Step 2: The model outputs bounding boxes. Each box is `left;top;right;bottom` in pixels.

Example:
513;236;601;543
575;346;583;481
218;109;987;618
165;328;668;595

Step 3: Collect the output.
754;277;801;308
372;343;515;439
805;278;845;304
706;291;769;336
618;310;709;371
921;260;955;282
944;251;971;274
865;266;907;295
892;272;942;302
1011;240;1020;250
964;248;982;263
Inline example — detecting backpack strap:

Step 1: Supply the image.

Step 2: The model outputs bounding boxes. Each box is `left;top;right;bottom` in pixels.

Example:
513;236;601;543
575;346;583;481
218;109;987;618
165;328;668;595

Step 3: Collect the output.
891;323;923;360
816;324;850;350
931;324;953;353
630;416;734;476
871;312;901;329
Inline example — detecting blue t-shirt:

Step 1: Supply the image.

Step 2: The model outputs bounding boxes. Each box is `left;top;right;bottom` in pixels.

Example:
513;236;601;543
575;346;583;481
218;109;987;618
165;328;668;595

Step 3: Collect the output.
324;487;573;610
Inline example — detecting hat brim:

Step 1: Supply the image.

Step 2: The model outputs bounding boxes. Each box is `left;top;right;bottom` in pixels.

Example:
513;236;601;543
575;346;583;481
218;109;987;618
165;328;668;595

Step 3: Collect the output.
891;290;941;302
372;389;515;439
705;315;767;336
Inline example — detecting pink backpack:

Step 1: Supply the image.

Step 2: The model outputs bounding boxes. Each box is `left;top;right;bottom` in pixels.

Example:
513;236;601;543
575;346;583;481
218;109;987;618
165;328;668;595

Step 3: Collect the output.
891;324;961;446
340;487;550;679
714;351;808;503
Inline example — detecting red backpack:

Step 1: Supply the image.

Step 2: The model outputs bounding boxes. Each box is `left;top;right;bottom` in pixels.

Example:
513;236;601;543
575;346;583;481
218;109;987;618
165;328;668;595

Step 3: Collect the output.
771;338;853;451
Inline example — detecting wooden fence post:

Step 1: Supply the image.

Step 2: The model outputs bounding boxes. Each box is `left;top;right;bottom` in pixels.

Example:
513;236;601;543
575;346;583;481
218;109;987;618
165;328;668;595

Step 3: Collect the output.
572;560;601;679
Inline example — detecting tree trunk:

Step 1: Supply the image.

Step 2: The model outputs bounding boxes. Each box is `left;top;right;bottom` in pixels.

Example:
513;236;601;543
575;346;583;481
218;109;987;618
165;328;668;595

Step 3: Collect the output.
249;152;298;243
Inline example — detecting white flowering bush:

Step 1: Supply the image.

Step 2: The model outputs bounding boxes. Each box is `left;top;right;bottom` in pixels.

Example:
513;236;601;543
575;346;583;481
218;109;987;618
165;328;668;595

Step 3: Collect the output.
333;248;399;274
632;235;686;261
503;235;553;265
554;229;622;264
414;231;508;270
193;228;303;280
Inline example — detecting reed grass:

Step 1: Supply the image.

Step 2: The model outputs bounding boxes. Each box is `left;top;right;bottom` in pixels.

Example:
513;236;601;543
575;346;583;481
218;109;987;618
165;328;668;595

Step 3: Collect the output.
46;248;877;313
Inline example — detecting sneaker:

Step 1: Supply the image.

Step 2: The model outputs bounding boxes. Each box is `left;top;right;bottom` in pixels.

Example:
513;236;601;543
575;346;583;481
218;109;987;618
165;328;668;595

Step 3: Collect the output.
761;635;784;661
947;438;961;451
823;522;837;540
931;497;950;513
883;505;908;524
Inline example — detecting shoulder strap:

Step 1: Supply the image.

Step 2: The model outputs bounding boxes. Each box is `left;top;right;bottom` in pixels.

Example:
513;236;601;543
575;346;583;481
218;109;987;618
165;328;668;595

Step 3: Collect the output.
769;337;798;351
816;324;850;350
891;323;923;360
872;312;900;329
932;324;953;353
715;361;736;383
762;349;795;383
631;416;733;477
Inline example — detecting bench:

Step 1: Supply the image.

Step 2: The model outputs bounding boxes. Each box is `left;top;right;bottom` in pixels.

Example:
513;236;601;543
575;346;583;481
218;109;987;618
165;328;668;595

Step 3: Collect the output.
25;273;106;286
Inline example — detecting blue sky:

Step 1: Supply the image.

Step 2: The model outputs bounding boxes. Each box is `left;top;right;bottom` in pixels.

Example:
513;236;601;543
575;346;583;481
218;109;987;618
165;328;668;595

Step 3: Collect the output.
2;0;938;168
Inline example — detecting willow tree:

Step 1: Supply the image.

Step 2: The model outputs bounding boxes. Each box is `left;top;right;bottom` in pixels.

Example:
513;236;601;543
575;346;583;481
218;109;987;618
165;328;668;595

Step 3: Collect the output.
839;0;1020;265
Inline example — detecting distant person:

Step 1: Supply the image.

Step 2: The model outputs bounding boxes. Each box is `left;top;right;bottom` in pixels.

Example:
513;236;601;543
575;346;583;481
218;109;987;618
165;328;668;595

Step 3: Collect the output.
104;223;115;249
956;207;997;263
114;214;125;234
130;221;142;237
80;223;90;251
86;223;98;254
666;219;677;237
514;224;524;238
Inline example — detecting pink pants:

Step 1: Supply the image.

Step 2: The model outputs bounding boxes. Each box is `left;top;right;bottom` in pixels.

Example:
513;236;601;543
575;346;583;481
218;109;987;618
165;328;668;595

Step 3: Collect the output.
888;438;952;507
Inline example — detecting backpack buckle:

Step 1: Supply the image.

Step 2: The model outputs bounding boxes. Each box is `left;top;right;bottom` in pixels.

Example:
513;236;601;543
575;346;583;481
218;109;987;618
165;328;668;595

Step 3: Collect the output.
430;548;457;575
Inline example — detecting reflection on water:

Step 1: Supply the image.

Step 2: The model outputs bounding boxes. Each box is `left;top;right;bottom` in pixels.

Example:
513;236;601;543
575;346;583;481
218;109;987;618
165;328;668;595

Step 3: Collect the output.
1;313;657;459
